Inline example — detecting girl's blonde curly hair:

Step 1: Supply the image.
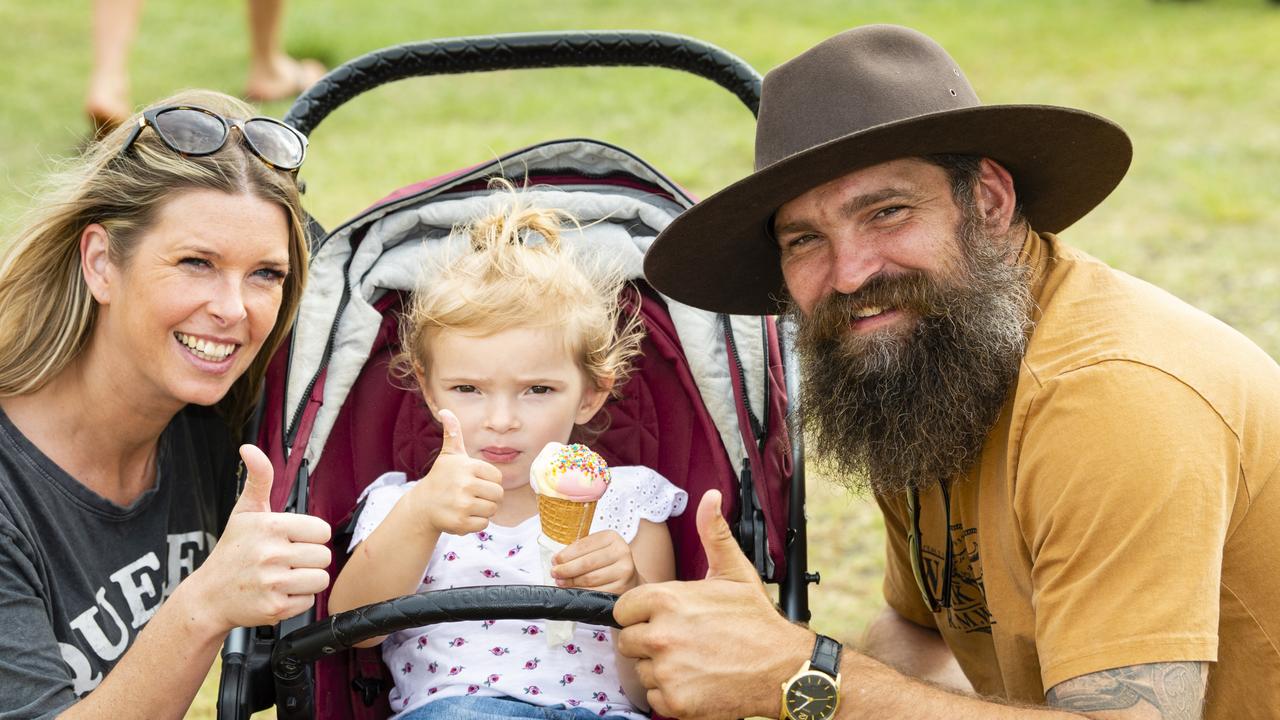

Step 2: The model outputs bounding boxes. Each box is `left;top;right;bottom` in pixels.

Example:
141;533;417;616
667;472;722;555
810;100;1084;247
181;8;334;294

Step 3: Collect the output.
395;182;644;398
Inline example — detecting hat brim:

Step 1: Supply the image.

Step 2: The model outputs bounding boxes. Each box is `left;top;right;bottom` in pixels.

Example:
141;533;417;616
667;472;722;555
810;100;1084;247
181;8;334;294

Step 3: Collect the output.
644;104;1132;316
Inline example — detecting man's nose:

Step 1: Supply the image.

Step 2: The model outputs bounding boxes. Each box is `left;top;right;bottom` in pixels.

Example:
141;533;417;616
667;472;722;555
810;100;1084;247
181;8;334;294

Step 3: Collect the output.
829;235;884;296
207;277;248;326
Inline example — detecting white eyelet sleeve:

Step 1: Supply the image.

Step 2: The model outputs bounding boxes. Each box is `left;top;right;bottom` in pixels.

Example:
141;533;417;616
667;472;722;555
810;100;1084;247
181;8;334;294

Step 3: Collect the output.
347;471;414;552
589;466;688;542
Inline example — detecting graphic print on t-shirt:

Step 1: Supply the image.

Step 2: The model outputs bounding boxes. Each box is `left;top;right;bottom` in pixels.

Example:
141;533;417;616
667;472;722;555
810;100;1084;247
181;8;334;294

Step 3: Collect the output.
919;519;994;634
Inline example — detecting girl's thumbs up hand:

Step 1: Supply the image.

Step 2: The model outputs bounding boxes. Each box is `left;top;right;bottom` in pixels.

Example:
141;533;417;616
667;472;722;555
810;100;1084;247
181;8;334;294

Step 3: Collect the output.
412;409;504;536
438;408;469;457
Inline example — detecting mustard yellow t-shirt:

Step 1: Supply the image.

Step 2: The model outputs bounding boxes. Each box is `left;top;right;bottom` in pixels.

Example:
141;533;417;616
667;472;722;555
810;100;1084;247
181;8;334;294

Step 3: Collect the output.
876;231;1280;717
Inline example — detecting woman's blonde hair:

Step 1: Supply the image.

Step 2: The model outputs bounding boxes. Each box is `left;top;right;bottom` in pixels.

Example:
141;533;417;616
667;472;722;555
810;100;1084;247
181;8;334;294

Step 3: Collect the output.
0;89;309;429
397;183;644;402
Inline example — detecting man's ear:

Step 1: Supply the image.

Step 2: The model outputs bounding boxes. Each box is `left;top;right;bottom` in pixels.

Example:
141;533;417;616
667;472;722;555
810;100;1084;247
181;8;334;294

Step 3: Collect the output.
80;224;113;304
575;376;613;424
974;158;1018;235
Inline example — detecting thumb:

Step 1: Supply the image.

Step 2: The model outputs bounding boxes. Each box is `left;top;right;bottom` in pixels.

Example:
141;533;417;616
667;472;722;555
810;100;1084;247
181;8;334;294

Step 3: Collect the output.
696;490;759;583
232;444;274;514
438;409;468;456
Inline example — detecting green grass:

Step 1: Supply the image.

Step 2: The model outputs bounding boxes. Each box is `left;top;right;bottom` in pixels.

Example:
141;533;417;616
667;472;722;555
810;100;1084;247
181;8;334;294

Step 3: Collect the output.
2;0;1278;716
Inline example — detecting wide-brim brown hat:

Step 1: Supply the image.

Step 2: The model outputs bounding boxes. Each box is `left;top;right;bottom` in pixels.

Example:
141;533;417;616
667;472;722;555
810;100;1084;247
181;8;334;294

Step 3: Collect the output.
644;24;1132;315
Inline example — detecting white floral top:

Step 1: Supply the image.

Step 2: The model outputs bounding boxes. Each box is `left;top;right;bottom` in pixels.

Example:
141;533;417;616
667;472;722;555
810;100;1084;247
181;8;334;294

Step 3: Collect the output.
348;466;688;719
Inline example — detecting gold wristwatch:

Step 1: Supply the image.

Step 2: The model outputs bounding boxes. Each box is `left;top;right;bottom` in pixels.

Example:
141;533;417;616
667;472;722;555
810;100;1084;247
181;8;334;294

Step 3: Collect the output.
780;634;842;720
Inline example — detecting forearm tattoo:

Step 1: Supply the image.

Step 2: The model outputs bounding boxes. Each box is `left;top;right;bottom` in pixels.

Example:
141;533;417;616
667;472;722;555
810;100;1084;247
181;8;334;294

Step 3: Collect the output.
1046;662;1206;719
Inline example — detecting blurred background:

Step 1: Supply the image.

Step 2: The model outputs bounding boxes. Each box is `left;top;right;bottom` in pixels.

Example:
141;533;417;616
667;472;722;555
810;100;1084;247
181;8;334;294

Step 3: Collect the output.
1;0;1277;716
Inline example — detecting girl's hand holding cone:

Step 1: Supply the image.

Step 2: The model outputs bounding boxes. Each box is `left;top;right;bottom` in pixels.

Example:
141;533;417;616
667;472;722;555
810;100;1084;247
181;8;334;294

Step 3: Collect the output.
551;529;640;594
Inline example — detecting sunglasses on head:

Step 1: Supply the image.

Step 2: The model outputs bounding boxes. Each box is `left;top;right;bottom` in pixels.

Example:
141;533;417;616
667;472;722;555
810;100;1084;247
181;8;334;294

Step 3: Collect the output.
118;105;308;171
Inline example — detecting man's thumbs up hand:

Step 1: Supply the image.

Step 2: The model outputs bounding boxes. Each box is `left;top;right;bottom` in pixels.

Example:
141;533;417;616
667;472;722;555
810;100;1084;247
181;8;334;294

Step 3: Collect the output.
612;488;813;720
696;490;763;585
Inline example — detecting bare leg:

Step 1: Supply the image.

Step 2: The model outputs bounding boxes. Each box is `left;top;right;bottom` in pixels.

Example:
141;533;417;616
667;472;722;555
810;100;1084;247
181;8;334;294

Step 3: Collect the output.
243;0;325;102
86;0;145;135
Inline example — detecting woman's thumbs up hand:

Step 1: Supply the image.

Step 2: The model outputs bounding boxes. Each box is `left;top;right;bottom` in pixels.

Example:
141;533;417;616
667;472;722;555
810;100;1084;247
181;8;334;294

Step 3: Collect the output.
187;444;333;631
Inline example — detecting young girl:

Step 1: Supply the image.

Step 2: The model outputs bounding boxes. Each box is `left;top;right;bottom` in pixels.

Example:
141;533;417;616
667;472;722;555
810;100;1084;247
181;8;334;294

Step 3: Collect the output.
328;190;686;720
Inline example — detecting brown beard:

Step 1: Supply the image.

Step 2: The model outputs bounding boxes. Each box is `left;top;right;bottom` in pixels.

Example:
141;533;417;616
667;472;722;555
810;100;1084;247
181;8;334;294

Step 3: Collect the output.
787;213;1033;496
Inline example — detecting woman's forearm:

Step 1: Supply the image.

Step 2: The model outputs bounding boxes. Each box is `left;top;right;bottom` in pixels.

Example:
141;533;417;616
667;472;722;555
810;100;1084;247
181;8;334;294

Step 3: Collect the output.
56;580;227;720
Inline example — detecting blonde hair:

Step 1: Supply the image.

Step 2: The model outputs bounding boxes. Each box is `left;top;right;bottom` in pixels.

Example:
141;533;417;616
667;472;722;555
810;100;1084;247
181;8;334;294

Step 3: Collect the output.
0;89;309;429
397;183;644;401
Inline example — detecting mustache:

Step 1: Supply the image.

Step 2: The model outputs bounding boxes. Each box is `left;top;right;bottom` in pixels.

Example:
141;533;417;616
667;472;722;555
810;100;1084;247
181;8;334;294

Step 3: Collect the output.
801;270;951;348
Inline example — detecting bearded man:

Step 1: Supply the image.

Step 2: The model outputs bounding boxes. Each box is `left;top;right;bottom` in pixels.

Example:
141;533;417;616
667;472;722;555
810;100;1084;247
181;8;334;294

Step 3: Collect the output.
614;24;1280;720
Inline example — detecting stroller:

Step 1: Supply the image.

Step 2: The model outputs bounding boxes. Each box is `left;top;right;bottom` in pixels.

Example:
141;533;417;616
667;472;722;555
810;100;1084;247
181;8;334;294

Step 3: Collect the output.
218;31;816;720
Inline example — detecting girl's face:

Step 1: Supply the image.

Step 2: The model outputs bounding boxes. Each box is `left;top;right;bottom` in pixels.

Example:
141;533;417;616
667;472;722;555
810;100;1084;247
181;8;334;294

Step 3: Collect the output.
419;326;610;490
85;190;290;415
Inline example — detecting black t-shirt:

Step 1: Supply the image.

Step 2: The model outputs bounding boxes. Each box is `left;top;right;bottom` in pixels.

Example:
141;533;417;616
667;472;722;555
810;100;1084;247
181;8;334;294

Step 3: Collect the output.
0;405;236;719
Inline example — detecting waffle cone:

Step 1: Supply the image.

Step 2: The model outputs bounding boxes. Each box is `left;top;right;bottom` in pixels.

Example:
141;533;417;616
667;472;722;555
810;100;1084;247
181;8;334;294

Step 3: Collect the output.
537;495;598;545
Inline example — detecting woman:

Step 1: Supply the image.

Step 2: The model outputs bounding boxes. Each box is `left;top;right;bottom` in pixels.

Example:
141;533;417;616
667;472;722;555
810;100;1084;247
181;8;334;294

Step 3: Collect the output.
0;89;330;718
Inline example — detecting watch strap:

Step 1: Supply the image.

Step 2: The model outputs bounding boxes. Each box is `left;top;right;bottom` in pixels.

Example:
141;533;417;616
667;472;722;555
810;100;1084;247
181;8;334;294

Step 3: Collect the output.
810;634;842;678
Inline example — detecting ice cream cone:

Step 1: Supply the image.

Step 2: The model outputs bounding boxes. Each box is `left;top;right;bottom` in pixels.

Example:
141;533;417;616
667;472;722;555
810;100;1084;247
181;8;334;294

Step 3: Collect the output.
537;495;598;545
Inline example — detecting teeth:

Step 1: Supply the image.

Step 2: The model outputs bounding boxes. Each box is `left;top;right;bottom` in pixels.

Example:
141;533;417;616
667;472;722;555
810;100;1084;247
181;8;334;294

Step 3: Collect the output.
175;332;237;362
854;306;885;318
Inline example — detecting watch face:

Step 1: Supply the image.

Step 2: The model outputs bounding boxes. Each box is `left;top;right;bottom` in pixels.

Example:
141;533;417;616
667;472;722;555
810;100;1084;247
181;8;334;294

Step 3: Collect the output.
784;672;839;720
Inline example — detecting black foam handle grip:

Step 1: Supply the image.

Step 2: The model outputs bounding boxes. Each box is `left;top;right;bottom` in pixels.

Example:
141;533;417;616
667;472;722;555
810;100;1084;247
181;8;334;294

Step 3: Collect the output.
271;585;619;680
283;30;762;135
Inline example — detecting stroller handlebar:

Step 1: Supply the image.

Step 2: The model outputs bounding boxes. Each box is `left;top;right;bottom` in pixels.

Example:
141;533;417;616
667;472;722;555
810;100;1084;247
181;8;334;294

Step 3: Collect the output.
283;30;763;135
270;585;618;683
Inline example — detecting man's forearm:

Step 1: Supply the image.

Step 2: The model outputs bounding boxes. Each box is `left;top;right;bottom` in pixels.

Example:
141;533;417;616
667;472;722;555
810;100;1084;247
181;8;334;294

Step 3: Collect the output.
835;650;1080;720
859;606;972;693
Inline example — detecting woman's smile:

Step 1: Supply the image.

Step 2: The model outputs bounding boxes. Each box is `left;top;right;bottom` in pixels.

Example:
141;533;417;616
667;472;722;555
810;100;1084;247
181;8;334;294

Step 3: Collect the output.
173;331;241;366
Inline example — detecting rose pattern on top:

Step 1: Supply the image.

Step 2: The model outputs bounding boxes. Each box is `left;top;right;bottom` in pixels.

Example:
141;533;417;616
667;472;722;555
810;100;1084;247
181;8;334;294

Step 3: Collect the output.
361;464;686;718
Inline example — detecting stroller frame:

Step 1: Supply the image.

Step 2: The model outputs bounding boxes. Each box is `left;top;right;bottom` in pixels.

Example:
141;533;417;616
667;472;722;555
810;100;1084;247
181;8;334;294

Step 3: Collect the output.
217;30;816;720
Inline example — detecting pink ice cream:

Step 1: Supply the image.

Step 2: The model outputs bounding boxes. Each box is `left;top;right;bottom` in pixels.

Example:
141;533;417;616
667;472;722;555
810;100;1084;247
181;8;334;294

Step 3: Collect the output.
528;442;610;502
